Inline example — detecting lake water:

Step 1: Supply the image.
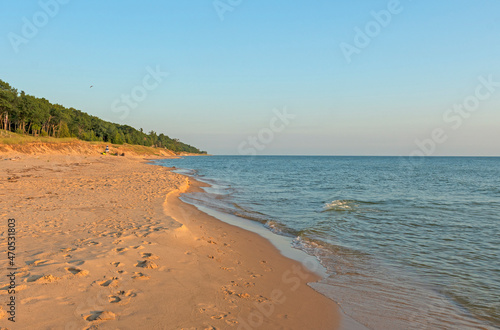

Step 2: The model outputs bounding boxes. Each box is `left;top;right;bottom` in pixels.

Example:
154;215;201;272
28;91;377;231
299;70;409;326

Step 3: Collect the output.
156;156;500;329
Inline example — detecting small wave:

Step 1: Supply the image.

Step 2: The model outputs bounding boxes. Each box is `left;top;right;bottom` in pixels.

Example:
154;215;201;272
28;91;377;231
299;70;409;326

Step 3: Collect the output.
292;236;323;253
323;200;358;212
264;220;288;235
291;236;339;274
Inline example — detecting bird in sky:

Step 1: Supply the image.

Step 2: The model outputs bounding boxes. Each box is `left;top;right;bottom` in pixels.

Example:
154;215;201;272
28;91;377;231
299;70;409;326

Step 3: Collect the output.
90;85;93;88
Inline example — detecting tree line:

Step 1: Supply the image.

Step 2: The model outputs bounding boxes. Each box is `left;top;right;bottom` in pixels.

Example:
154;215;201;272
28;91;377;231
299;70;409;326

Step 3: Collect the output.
0;79;206;154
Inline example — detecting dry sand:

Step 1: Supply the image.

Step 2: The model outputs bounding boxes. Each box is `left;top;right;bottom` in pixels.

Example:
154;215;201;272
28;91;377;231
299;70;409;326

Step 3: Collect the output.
0;154;339;329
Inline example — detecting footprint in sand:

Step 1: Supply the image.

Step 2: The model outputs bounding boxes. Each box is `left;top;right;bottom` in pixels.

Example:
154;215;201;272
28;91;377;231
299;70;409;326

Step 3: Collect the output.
222;287;251;299
136;260;158;269
113;247;129;253
54;296;73;306
211;313;228;320
26;259;51;267
84;310;116;321
111;262;123;267
198;303;219;315
109;290;136;305
97;277;120;287
68;260;85;266
131;245;144;250
131;272;150;280
141;252;159;260
256;295;270;303
204;309;238;326
259;260;273;272
117;290;137;298
225;318;239;325
26;275;59;283
65;267;89;277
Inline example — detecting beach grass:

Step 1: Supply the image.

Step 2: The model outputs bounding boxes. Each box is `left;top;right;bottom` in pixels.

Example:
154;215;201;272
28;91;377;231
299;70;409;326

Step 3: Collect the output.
0;129;77;145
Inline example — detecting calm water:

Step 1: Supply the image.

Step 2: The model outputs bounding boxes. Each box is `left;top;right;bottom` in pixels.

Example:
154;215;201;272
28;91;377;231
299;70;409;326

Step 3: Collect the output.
156;156;500;329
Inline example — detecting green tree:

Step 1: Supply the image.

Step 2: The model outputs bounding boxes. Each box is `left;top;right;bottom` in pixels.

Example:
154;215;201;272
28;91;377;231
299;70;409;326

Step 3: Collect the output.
58;121;71;138
112;131;124;144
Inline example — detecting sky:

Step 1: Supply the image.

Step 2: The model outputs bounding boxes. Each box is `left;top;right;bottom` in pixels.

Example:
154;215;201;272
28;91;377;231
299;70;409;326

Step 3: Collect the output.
1;0;499;155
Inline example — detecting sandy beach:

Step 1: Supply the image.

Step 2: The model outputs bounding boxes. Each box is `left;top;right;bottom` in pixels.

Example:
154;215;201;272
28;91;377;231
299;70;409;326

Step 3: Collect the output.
0;154;339;329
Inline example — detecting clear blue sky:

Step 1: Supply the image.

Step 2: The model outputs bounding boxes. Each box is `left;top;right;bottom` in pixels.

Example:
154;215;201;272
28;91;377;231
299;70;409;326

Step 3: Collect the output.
1;0;499;155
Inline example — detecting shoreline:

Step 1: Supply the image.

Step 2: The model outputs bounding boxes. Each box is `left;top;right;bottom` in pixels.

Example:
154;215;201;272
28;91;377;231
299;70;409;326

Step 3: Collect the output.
153;157;499;330
160;162;369;330
177;189;369;330
0;154;340;329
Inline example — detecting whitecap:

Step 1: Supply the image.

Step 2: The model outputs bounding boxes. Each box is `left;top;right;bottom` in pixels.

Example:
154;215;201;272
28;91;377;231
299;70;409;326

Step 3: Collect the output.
323;200;357;212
